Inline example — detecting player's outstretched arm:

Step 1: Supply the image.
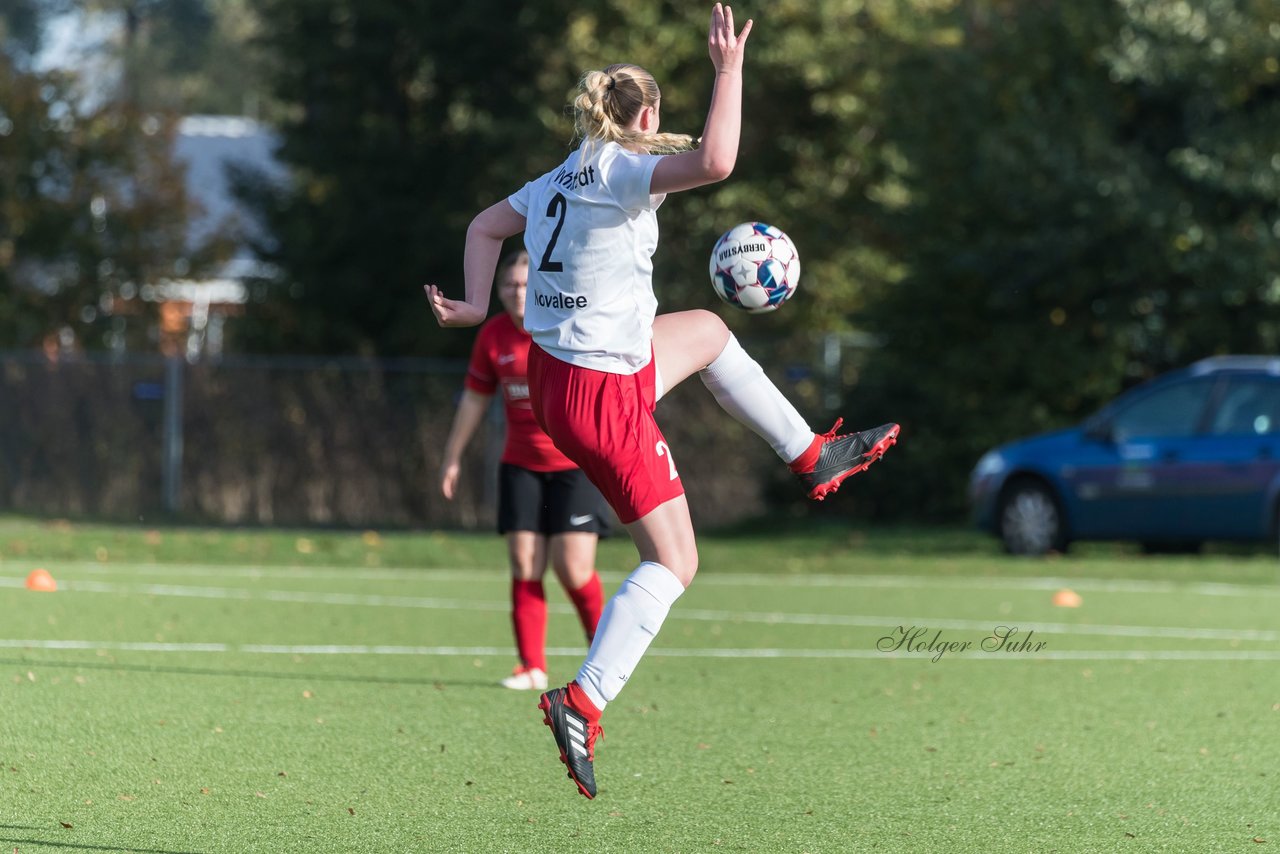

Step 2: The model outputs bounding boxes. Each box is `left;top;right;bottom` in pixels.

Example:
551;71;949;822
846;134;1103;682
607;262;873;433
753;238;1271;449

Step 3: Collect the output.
427;200;527;328
650;3;753;196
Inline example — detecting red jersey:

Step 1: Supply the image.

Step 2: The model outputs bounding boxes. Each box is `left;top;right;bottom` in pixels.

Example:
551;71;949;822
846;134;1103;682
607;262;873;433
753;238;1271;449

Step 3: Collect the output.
464;313;577;472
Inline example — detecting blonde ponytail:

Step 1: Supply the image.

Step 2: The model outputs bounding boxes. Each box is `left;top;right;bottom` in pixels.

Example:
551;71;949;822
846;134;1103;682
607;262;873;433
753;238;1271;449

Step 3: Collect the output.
572;63;695;157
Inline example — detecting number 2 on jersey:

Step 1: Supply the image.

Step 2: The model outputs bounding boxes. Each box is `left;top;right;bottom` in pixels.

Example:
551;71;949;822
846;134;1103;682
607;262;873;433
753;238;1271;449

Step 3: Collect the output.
538;191;567;273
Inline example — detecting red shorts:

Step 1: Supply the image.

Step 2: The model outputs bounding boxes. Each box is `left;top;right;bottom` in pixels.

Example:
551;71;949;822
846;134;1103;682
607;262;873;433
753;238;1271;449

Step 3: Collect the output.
527;344;684;524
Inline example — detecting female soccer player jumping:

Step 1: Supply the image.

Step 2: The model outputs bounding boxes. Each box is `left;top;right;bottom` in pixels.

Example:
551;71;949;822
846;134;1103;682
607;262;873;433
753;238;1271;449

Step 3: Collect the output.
429;3;899;799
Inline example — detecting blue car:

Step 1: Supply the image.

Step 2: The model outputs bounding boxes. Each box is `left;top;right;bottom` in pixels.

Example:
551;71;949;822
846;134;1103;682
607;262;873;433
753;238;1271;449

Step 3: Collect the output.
969;356;1280;554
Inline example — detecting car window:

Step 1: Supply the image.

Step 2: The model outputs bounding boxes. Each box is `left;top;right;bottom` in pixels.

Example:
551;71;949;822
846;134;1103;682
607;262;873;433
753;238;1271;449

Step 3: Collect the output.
1209;377;1280;435
1110;378;1215;441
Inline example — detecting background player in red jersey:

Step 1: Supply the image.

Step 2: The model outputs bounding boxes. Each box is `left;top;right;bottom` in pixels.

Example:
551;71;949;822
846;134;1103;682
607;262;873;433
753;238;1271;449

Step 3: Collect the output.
439;250;609;691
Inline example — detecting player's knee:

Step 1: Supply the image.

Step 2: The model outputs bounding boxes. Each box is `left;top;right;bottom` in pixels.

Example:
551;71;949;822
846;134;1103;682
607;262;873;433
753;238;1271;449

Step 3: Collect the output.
662;546;699;587
692;309;730;350
507;546;542;581
553;556;594;587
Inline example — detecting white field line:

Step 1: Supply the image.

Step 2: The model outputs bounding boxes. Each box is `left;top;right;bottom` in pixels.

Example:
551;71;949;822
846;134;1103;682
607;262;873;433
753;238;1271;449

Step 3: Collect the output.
1;639;1279;662
2;561;1278;598
1;576;1277;643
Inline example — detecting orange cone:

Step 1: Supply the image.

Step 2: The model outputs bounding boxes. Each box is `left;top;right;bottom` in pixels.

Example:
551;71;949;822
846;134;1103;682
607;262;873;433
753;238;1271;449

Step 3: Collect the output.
25;568;57;592
1052;588;1081;608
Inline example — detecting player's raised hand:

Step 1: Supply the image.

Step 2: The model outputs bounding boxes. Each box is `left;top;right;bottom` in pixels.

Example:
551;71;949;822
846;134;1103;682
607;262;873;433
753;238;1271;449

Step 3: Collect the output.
707;3;753;74
425;284;486;328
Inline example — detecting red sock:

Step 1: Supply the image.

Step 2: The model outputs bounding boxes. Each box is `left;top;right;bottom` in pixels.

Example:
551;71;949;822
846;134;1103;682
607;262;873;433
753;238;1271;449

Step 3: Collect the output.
787;434;823;473
511;579;547;672
566;680;603;722
568;572;604;641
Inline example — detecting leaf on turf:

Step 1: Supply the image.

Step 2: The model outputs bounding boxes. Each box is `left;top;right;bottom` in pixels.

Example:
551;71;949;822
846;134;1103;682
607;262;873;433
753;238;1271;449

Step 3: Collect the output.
200;788;210;795
59;822;72;829
1254;839;1267;844
278;771;287;777
697;743;710;750
255;791;267;798
347;808;355;816
1124;832;1136;838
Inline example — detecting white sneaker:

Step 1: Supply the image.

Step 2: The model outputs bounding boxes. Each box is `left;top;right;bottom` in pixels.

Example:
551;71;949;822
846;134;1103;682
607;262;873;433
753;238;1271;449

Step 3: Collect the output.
501;666;548;691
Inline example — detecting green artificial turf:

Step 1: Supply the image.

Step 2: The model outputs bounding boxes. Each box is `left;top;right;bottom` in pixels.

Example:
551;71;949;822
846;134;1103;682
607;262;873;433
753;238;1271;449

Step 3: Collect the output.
1;517;1277;852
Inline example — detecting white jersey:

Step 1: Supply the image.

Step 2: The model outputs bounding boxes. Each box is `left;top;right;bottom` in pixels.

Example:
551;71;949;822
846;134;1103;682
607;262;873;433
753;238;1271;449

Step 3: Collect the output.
507;141;665;375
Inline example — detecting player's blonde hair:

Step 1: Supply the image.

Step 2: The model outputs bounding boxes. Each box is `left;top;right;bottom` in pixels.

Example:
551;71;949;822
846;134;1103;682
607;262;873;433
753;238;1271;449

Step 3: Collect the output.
573;63;695;156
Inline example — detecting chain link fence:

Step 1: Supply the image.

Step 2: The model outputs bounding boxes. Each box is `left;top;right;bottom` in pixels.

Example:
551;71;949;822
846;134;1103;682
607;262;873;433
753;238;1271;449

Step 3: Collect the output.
0;351;782;530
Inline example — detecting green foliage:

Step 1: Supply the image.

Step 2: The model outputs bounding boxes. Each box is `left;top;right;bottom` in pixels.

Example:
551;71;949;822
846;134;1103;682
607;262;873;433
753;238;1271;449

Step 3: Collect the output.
0;0;52;61
89;0;267;115
236;0;913;357
11;0;1280;522
232;0;578;354
0;55;200;350
856;0;1280;519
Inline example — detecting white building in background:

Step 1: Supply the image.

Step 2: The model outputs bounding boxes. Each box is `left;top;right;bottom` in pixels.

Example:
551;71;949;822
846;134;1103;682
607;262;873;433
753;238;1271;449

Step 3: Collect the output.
155;115;283;361
34;11;285;361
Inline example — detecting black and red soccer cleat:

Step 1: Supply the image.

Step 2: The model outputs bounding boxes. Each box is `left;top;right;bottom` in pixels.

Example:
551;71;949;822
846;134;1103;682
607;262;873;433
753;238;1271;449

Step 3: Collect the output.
538;685;603;799
789;418;900;500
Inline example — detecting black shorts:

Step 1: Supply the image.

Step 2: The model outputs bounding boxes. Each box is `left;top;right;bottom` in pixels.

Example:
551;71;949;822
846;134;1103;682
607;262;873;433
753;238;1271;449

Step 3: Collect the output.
497;463;613;537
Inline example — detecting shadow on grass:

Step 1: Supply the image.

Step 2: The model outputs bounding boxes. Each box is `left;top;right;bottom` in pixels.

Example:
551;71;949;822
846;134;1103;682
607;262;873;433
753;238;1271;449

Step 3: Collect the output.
700;520;1006;556
0;837;201;854
0;656;500;690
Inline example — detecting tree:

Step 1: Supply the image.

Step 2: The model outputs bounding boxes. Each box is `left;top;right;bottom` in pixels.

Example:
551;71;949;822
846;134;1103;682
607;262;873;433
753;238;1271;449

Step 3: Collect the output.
857;0;1280;518
0;52;206;351
234;0;918;362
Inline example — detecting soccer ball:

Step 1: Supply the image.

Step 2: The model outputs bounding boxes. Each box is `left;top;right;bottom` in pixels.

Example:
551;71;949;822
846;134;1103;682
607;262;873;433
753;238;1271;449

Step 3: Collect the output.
709;222;801;313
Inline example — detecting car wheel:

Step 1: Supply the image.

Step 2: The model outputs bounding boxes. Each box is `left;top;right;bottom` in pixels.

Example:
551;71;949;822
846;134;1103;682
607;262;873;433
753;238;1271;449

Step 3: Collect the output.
1273;500;1280;558
998;480;1066;556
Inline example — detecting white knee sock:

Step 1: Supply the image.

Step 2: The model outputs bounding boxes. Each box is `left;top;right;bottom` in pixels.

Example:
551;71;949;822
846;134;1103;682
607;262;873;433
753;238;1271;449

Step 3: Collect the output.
700;334;814;462
575;561;686;711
